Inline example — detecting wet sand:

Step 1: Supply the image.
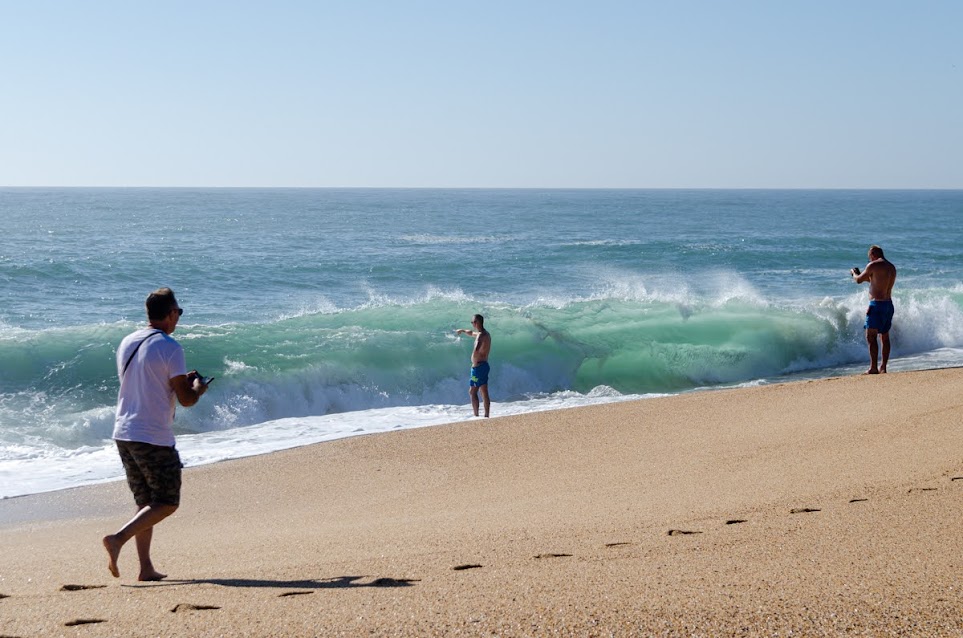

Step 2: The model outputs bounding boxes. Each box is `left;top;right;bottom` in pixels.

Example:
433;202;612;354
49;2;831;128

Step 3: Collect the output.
2;368;963;636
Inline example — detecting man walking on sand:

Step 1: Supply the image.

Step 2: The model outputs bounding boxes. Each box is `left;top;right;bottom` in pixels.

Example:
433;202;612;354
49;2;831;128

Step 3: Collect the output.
851;245;897;374
103;288;210;580
455;314;492;417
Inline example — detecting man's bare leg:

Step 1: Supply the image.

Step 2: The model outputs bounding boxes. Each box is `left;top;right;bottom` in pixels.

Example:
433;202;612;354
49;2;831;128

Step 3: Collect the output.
880;333;891;373
135;527;167;581
469;387;480;417
479;385;490;418
864;329;880;374
103;504;177;578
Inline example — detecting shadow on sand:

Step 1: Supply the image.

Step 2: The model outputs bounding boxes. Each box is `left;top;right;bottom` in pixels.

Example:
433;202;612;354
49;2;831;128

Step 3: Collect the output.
124;575;418;590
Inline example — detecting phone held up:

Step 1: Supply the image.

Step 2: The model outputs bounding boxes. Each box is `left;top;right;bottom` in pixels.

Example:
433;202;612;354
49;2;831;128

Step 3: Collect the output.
851;266;861;276
192;371;214;386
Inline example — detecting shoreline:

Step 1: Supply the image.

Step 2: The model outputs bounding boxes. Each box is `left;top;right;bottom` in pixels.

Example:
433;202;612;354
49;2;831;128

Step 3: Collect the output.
2;368;963;635
0;363;884;508
7;353;962;503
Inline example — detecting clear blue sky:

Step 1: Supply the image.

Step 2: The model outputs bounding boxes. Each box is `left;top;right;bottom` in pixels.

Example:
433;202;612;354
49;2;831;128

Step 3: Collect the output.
2;1;961;188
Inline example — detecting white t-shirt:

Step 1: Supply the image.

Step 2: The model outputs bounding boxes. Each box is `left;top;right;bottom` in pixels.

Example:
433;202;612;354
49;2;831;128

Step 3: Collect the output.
112;328;188;447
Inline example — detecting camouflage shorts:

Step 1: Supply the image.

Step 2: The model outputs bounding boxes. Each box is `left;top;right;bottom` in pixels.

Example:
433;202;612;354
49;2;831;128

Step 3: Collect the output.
116;440;183;507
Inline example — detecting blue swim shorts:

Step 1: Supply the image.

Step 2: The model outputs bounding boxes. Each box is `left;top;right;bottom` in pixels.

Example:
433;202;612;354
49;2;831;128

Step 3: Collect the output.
470;361;490;387
864;300;894;334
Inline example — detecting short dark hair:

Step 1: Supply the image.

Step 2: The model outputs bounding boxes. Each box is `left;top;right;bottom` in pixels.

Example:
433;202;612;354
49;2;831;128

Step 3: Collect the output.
869;245;885;259
472;314;484;328
146;288;178;321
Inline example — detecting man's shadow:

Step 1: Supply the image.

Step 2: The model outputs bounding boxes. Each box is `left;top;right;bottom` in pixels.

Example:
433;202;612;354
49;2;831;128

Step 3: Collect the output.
126;575;418;590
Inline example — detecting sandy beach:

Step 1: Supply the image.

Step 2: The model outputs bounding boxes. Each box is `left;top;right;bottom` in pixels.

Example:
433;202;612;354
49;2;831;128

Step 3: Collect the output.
2;368;963;636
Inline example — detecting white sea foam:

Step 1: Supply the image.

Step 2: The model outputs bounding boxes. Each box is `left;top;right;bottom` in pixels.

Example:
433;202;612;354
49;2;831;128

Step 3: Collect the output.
275;297;340;320
358;285;472;309
400;234;506;245
224;358;258;374
582;268;769;308
0;388;651;499
560;239;643;247
4;344;963;500
7;350;957;504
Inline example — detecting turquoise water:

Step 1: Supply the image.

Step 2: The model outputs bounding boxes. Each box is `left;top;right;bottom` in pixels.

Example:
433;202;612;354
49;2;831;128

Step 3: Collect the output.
2;188;962;497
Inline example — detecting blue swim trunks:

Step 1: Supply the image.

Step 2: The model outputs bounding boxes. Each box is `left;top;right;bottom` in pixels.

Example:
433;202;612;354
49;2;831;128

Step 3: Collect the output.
864;300;894;334
470;361;490;387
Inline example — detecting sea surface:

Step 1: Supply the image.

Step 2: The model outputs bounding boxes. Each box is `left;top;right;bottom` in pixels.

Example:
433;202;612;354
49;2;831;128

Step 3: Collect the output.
2;188;962;499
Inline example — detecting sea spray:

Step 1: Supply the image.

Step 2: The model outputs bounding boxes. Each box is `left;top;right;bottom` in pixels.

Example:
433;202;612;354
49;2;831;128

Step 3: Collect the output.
4;289;962;455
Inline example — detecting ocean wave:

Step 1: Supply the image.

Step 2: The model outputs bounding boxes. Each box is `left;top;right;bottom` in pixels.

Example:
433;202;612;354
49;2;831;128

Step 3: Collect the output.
400;234;508;245
560;239;644;247
2;286;963;453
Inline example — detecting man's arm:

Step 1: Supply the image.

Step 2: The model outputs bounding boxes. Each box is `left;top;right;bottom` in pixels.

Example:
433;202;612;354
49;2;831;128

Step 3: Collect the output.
170;373;207;407
853;262;874;284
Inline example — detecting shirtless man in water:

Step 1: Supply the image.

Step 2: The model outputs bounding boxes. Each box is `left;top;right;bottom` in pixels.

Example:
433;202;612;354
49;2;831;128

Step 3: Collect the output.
455;314;492;417
851;245;897;374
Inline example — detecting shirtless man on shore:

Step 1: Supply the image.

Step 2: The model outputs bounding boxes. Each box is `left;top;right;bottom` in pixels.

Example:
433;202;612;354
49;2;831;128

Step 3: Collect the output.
455;314;492;417
851;245;897;374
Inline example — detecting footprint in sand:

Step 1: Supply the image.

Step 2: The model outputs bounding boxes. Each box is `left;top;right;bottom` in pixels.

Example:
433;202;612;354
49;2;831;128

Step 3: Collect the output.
667;529;702;536
789;508;820;514
534;553;572;559
60;584;107;592
725;519;747;525
452;564;483;571
170;603;221;612
64;619;106;626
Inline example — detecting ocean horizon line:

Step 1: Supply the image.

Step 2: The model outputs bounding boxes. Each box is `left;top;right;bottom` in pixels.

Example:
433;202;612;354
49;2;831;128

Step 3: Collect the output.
2;185;962;192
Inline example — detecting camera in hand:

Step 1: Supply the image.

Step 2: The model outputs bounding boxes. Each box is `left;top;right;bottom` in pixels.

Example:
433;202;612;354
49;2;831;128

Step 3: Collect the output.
193;372;214;386
852;267;861;275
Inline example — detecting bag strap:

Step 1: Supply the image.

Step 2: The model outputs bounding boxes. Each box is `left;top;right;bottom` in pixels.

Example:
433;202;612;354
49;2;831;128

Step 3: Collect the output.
122;330;165;377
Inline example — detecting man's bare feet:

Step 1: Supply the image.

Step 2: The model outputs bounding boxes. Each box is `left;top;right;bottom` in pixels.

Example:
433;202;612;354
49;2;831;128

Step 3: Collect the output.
138;569;167;582
102;536;121;578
